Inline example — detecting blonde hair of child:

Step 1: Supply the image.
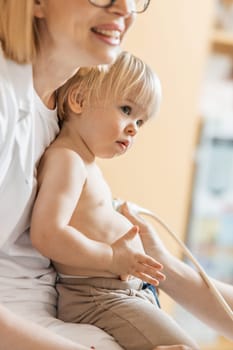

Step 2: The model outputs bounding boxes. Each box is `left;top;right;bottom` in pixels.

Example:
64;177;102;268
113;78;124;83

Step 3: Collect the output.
0;0;37;63
57;51;161;122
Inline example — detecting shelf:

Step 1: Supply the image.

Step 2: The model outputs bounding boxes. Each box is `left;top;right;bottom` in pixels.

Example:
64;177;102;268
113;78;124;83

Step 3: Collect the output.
211;29;233;54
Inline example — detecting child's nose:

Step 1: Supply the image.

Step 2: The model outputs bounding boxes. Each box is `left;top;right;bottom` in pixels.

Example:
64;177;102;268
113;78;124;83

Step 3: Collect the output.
125;122;138;136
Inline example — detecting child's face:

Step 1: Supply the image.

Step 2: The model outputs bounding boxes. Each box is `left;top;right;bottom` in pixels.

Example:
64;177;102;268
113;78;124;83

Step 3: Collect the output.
77;98;148;158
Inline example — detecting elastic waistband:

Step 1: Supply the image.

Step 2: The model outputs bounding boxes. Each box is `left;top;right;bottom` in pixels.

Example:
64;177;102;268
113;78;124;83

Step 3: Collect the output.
57;276;144;291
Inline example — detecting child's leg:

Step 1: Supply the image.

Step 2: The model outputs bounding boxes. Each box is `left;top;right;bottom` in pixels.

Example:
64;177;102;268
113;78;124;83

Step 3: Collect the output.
88;288;199;350
57;278;199;350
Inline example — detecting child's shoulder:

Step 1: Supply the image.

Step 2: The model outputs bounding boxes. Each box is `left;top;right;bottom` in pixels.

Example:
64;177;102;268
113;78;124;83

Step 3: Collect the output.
43;145;83;163
38;146;87;179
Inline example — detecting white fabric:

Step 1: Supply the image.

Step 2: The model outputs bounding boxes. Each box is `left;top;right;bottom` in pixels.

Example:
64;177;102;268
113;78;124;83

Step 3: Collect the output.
0;46;58;306
5;301;122;350
0;47;122;349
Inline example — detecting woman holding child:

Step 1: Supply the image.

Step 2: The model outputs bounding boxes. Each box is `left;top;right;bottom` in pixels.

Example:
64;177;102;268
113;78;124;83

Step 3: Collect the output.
0;1;232;350
0;1;156;349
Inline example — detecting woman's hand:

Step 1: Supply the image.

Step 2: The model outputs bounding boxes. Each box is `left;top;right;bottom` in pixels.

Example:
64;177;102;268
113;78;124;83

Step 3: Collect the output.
120;202;171;264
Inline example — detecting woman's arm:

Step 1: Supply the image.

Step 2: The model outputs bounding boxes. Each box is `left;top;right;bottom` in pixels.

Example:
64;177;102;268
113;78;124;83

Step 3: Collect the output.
0;303;90;350
121;203;233;340
159;254;233;340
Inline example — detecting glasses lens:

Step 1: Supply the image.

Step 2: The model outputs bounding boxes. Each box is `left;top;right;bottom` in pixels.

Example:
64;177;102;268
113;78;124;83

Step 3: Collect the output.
89;0;150;13
133;0;150;13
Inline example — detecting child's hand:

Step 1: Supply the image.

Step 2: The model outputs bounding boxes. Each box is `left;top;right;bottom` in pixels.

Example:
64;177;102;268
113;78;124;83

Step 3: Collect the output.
110;226;165;286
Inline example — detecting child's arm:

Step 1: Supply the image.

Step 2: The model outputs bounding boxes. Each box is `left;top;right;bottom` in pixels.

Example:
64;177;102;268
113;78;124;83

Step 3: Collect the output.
31;148;164;286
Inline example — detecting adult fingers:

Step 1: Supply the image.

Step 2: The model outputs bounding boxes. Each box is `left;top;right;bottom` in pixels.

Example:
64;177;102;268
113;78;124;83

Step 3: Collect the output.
120;202;148;229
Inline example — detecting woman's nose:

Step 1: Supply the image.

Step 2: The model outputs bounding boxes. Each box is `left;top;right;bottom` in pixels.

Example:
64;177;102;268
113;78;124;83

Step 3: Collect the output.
108;0;135;17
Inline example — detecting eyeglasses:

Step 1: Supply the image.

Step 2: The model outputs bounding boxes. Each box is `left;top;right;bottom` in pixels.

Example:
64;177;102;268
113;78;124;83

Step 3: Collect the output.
88;0;151;14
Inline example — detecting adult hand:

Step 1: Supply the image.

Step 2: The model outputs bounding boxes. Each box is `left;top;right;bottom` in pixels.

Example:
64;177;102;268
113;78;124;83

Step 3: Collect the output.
110;225;166;286
153;346;193;350
120;202;170;264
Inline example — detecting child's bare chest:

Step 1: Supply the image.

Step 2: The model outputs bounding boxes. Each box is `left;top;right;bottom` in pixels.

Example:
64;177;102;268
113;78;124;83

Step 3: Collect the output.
70;164;131;243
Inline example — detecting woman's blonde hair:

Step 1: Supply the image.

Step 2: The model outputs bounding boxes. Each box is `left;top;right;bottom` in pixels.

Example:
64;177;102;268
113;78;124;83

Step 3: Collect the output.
0;0;37;63
58;51;161;122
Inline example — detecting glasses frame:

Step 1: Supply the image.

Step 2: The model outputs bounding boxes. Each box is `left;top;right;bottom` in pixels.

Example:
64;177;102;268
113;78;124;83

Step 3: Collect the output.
88;0;151;14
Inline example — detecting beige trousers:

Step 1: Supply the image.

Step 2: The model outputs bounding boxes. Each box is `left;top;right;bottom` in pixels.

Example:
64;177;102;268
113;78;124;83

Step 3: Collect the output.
56;277;199;350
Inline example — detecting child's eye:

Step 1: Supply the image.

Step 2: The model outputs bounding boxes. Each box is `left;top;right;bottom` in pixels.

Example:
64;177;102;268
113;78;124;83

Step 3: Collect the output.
136;119;144;128
121;105;132;115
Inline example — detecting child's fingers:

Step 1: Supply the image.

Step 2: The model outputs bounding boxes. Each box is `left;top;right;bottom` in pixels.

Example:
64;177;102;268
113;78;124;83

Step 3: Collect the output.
136;265;166;284
138;253;163;269
133;257;166;285
133;271;160;287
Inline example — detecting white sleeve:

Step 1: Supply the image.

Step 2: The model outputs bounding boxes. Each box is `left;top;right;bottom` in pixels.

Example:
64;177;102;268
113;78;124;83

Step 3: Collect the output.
0;77;17;185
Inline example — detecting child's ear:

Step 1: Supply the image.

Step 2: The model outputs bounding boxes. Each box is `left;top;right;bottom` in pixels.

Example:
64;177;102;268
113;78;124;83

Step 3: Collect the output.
68;88;85;114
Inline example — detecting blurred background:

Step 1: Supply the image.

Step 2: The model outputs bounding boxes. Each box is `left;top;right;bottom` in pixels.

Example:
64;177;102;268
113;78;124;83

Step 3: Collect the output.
97;0;233;348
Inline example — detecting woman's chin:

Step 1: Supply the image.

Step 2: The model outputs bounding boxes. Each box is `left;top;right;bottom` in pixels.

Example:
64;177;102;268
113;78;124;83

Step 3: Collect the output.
91;47;122;66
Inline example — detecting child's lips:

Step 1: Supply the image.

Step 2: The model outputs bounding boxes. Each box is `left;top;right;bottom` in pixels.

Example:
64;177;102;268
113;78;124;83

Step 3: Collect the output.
116;140;130;150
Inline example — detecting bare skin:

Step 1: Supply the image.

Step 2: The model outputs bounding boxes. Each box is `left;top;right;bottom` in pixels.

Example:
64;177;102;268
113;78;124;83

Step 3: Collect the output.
31;101;165;285
121;203;233;341
0;1;148;350
0;288;192;350
33;0;134;108
0;304;89;350
30;86;199;349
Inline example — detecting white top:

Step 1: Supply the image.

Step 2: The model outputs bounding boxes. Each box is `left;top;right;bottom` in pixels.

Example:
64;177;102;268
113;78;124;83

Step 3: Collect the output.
0;47;59;305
